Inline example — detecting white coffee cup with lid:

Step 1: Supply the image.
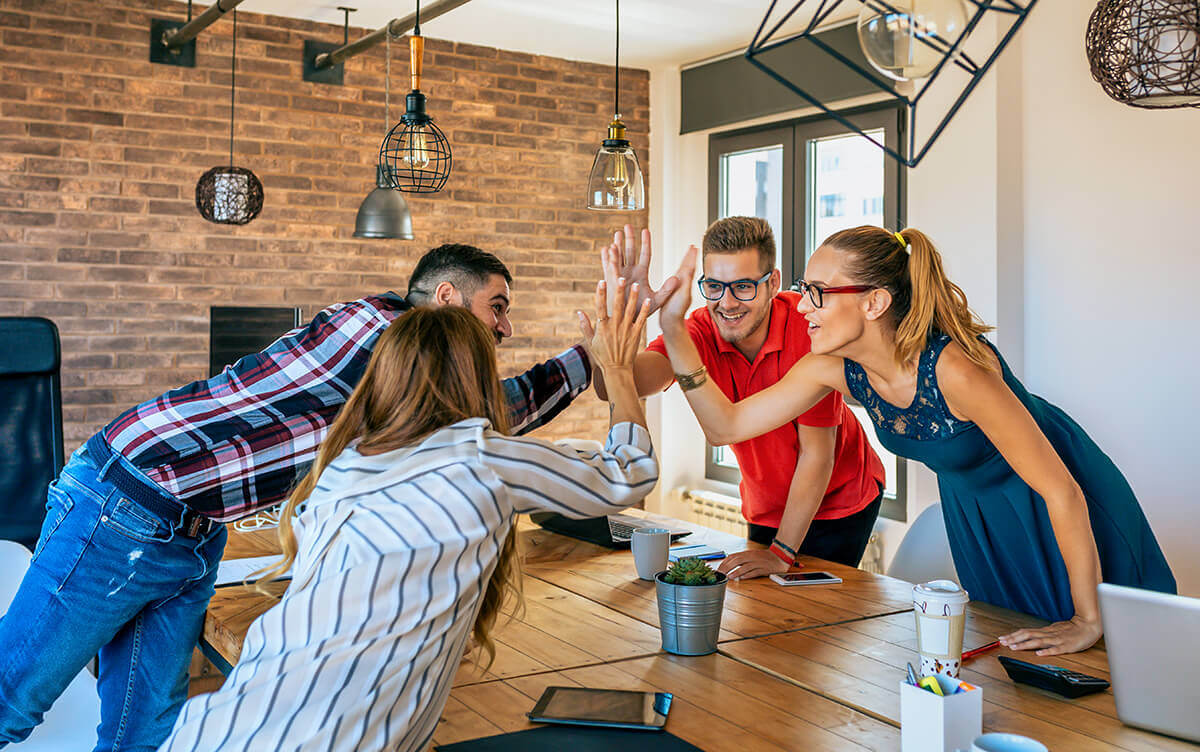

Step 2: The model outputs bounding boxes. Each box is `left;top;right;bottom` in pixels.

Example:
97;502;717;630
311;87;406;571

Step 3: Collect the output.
913;579;969;678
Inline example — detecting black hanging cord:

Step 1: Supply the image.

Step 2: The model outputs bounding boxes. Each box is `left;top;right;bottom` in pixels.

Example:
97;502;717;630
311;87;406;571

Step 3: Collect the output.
385;30;390;128
229;9;236;167
614;0;620;117
187;0;193;22
414;0;421;37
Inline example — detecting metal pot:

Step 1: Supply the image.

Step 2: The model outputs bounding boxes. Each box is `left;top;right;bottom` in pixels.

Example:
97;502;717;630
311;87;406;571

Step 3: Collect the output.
654;570;727;656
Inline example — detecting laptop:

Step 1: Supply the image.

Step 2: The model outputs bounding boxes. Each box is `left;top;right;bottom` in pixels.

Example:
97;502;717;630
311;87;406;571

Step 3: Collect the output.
1098;582;1200;743
530;512;692;549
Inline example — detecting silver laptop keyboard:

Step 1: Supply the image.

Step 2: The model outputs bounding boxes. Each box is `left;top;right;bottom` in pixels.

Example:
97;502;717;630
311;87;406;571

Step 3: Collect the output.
608;519;637;541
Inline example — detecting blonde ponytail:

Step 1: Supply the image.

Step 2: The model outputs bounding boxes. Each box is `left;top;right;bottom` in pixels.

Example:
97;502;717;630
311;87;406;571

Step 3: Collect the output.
894;228;994;370
822;226;995;371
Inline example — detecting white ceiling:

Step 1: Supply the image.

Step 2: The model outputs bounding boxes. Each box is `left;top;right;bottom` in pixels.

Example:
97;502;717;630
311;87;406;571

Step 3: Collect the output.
246;0;838;69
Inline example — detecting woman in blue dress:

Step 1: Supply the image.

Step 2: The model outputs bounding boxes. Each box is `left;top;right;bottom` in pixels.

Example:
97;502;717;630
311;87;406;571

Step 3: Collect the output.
654;225;1175;656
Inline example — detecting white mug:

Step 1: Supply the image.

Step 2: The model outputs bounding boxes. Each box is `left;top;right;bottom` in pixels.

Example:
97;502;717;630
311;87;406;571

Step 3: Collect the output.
631;528;670;581
969;733;1048;752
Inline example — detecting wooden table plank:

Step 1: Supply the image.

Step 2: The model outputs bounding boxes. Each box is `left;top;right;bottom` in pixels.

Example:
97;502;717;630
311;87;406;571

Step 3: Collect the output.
434;653;900;752
720;603;1199;751
520;512;915;638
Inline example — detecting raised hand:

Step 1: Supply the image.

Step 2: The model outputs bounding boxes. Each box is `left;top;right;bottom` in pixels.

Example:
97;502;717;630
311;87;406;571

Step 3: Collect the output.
658;244;698;329
601;225;680;315
578;276;651;374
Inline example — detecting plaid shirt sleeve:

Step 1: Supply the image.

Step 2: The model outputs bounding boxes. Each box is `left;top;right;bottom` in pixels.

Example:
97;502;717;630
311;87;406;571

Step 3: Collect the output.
504;344;592;435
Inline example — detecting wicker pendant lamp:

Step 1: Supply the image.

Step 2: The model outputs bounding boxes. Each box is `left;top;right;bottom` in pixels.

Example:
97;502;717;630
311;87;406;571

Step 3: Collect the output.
195;9;263;225
1086;0;1200;108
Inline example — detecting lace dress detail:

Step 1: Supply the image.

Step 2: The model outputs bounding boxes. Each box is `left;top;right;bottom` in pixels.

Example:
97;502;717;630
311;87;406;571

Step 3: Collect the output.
843;332;971;440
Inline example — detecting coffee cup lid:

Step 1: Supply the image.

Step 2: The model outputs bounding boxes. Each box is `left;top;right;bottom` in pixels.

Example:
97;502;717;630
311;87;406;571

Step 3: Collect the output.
913;579;969;602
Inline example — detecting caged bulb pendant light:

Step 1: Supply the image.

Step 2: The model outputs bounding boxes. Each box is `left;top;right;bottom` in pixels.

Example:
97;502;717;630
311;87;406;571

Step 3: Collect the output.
586;0;644;211
195;9;263;225
355;31;415;238
379;0;452;193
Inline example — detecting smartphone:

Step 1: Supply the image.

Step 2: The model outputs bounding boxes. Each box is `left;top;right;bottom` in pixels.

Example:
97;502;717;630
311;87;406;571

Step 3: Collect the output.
769;571;842;586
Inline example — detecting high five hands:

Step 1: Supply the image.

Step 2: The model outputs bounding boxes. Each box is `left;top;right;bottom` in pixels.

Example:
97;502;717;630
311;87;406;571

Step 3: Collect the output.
578;276;651;374
602;226;682;315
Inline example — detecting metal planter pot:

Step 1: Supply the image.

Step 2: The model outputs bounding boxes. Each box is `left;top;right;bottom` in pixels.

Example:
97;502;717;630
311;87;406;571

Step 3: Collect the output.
654;571;727;656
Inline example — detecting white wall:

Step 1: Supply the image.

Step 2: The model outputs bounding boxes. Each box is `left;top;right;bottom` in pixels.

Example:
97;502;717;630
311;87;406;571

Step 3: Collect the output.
649;3;1200;595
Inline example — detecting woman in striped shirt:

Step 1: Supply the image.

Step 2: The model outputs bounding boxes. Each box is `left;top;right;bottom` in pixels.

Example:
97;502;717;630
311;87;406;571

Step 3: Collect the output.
159;280;657;752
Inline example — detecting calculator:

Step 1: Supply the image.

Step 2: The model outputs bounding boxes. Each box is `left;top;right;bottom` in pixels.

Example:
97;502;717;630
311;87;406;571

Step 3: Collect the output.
998;656;1110;698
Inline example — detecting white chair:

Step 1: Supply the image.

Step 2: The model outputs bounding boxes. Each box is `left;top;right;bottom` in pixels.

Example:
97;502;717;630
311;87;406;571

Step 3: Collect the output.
886;503;959;586
0;540;101;750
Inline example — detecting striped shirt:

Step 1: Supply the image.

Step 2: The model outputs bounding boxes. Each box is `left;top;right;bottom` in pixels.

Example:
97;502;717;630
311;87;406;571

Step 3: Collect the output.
159;418;657;752
99;293;591;522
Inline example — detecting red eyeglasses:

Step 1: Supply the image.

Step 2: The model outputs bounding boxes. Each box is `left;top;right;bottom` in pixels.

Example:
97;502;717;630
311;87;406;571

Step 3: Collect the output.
791;280;873;308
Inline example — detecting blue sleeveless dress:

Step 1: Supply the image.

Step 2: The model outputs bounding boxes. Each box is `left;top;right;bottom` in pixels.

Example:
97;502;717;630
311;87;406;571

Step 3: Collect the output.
844;333;1175;622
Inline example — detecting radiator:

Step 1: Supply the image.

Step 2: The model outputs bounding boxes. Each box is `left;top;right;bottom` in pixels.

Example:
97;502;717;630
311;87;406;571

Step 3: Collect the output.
680;489;748;537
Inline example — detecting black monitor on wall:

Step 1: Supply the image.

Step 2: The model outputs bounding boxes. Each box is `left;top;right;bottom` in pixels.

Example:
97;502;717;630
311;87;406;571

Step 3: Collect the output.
209;306;303;378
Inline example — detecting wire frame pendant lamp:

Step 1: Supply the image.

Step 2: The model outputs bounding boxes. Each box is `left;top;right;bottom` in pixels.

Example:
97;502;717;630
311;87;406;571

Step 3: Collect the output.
586;0;644;211
379;0;452;193
1086;0;1200;108
196;9;263;225
355;32;415;238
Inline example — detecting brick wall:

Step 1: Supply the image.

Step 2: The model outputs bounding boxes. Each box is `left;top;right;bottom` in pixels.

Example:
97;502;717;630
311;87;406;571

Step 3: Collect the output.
0;0;650;451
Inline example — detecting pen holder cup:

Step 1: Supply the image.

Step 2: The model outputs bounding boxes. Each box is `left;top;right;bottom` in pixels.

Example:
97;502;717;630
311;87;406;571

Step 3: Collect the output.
900;676;982;752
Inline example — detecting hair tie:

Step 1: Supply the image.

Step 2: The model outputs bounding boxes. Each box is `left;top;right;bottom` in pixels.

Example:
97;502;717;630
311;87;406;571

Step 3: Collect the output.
894;231;907;249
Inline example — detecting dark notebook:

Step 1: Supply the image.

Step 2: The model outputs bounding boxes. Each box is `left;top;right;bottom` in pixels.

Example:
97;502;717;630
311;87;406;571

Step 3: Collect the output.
435;726;704;752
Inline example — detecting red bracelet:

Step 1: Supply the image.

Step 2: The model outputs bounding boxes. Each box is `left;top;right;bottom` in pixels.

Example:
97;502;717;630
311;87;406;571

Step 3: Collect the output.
768;542;794;566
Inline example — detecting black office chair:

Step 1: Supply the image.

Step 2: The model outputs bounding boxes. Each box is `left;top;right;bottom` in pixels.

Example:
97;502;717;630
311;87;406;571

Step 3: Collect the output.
0;317;64;550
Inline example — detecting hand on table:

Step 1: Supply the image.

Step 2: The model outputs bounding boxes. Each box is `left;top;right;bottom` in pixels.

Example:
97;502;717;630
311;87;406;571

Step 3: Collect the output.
602;225;680;315
998;615;1102;656
717;549;790;581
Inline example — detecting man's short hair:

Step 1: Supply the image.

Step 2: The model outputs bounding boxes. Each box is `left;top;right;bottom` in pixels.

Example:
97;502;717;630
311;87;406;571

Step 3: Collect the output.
407;244;513;305
701;216;776;272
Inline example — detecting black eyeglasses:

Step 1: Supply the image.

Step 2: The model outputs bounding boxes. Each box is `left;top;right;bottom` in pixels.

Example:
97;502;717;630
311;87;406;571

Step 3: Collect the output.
697;271;773;302
791;280;873;308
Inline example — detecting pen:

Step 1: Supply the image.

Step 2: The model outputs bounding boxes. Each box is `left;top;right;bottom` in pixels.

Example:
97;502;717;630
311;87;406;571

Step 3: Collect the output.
906;662;919;686
962;640;1001;661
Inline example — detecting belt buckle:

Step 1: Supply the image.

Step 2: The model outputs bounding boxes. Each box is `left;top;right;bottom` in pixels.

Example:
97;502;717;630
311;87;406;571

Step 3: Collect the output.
187;515;204;538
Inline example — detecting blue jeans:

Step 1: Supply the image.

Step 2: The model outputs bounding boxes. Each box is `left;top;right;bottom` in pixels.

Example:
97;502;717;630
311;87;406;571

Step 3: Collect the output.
0;444;226;752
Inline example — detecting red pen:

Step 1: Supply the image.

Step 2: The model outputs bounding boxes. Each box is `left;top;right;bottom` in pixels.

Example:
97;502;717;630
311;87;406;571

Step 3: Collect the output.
962;640;1000;661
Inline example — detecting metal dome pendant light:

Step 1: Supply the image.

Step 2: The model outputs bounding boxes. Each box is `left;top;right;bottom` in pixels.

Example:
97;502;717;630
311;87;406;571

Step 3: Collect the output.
355;31;415;238
379;0;452;193
196;9;263;225
1086;0;1200;109
586;0;644;211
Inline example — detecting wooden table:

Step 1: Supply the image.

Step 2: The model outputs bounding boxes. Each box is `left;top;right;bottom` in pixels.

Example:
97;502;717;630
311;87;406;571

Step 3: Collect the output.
720;603;1197;751
521;511;915;640
201;517;1200;751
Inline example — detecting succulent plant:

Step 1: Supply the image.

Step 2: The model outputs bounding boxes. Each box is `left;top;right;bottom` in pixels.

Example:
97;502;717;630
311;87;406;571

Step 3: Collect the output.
661;556;720;586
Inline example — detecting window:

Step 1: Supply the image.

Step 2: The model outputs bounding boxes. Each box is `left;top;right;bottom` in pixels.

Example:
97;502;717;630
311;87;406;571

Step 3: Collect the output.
817;193;845;218
707;104;908;521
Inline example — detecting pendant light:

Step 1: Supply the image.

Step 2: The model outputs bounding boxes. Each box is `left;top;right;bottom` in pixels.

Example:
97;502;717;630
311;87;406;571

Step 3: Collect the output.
355;31;415;238
586;0;644;212
379;0;452;193
195;9;263;225
1087;0;1200;109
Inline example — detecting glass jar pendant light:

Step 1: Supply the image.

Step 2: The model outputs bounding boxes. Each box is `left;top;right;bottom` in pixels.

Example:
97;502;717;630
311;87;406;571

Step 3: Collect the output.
379;0;452;193
586;0;644;211
195;9;263;225
355;31;414;238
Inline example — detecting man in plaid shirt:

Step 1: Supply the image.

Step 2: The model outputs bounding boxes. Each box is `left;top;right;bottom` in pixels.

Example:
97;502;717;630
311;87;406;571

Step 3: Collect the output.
0;244;592;752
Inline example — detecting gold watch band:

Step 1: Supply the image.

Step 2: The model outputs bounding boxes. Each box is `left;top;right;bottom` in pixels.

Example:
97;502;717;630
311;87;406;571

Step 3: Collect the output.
675;365;708;392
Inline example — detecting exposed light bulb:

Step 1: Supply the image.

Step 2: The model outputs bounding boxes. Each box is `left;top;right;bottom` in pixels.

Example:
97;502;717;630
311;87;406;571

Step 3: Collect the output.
856;0;969;83
402;126;432;170
604;154;630;194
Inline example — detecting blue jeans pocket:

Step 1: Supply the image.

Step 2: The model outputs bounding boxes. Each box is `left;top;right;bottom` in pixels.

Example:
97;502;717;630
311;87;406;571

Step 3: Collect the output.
31;483;75;562
101;498;172;544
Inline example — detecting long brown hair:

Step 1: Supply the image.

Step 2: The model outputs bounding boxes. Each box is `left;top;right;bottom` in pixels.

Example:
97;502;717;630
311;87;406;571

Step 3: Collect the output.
822;226;994;370
257;306;521;669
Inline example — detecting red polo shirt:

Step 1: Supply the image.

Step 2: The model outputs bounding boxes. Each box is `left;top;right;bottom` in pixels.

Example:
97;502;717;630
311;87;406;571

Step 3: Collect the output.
647;291;885;527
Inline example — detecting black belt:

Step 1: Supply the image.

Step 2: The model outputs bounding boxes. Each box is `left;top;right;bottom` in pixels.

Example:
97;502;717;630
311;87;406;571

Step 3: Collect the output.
84;434;219;538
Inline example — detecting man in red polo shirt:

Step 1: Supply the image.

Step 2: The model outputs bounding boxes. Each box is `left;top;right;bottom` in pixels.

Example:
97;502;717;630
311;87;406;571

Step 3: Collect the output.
604;217;884;578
